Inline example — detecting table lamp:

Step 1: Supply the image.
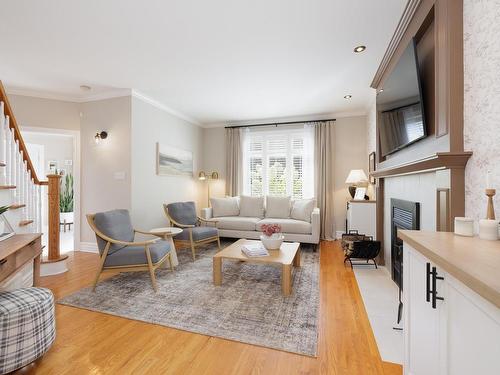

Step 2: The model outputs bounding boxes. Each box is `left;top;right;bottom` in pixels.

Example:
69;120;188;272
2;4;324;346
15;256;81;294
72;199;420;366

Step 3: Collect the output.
345;169;368;199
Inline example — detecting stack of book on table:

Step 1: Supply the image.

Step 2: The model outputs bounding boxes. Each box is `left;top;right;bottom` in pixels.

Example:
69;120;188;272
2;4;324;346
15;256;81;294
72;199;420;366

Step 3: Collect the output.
241;243;269;257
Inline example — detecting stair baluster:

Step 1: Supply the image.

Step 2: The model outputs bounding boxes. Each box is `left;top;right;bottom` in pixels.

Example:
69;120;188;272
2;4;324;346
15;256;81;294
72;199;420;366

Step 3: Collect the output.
5;121;11;188
16;143;22;207
0;104;6;184
23;161;28;222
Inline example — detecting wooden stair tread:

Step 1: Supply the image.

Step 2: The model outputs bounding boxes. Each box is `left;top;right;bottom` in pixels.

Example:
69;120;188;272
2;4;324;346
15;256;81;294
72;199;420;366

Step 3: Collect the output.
19;220;34;226
0;185;16;190
9;204;25;210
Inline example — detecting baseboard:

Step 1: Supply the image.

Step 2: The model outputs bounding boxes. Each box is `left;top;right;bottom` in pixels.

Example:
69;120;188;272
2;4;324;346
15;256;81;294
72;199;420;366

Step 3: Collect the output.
79;242;98;253
379;265;391;278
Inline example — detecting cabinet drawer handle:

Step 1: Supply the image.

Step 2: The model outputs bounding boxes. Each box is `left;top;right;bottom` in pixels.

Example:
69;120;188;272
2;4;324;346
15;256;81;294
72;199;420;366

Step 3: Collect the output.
426;262;431;302
431;266;445;309
0;259;7;265
28;240;37;246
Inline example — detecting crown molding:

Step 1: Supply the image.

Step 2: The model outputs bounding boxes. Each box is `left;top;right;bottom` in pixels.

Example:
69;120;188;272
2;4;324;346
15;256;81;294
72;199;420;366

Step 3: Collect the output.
131;90;201;126
5;86;132;103
371;0;422;88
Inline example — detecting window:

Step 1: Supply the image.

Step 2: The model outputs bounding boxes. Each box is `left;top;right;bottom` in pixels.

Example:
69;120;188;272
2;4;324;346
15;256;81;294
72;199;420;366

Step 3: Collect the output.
243;127;314;199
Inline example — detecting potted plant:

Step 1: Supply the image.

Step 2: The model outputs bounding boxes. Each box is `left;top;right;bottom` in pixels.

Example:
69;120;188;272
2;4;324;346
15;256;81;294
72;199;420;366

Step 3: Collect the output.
260;223;284;250
60;173;74;225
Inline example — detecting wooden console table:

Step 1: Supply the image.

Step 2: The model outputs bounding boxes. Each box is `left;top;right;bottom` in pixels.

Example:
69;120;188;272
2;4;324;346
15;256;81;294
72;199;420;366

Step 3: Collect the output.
0;234;43;287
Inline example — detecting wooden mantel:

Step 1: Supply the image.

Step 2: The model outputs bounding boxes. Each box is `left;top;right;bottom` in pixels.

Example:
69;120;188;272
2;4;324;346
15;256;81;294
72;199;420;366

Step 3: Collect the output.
371;152;472;179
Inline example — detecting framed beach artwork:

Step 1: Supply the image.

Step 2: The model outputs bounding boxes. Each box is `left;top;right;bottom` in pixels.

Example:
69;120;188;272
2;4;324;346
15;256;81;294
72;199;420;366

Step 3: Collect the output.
156;143;193;177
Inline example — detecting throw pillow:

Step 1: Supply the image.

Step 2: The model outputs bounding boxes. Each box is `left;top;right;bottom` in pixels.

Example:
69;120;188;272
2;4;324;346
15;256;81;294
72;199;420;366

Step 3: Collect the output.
210;196;240;217
291;198;316;222
265;196;291;218
239;195;265;218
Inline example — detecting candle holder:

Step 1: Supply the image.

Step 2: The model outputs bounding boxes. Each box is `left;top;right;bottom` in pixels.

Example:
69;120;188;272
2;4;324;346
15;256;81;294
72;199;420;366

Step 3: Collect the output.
485;188;496;220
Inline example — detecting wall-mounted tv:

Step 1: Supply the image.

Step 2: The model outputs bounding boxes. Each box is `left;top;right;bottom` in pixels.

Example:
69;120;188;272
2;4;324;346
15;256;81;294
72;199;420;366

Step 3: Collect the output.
377;38;426;157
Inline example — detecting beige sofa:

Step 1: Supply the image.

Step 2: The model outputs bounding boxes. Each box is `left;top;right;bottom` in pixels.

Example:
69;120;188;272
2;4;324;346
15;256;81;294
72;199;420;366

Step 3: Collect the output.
200;196;320;249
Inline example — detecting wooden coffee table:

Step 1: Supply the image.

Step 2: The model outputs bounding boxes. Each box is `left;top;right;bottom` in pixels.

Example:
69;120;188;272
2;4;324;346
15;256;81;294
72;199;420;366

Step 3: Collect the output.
213;239;300;296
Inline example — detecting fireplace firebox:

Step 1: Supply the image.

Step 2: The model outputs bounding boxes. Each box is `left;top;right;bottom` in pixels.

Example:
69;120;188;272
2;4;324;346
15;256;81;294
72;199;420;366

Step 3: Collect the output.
391;198;420;324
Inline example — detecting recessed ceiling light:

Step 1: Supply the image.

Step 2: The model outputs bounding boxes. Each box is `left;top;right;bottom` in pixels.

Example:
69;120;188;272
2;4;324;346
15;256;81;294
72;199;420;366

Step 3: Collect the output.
354;45;366;53
80;85;91;91
344;95;352;99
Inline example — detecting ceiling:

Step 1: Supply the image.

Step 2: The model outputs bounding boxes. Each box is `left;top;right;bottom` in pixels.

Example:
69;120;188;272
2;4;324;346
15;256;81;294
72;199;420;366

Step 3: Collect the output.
0;0;407;126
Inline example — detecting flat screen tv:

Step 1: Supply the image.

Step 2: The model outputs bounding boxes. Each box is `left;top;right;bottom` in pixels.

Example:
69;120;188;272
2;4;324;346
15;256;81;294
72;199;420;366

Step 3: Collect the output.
377;38;426;157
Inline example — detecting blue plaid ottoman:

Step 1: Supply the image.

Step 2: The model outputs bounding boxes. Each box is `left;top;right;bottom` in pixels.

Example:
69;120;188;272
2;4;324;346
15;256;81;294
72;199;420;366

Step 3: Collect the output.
0;288;56;374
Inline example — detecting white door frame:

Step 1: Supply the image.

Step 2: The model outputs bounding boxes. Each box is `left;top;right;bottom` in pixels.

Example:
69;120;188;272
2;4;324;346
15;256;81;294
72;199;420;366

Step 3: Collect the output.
21;126;81;251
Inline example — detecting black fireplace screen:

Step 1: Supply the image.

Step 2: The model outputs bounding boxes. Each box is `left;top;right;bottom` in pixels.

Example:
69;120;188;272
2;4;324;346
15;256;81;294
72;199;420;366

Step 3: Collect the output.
391;199;420;289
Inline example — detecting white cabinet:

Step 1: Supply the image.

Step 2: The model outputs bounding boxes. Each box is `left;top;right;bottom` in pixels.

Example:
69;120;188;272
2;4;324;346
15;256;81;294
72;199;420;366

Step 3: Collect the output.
347;201;376;239
403;243;500;375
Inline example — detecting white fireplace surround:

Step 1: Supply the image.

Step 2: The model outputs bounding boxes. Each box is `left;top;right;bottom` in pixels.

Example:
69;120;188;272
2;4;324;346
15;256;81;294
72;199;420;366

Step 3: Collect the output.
383;170;450;269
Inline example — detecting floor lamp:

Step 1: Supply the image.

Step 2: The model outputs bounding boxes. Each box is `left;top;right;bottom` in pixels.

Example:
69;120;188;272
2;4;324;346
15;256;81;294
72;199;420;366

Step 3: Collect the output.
198;171;219;207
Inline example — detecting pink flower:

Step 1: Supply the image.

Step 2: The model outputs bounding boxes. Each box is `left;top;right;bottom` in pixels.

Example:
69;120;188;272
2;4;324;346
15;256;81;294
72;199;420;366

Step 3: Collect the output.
260;223;282;236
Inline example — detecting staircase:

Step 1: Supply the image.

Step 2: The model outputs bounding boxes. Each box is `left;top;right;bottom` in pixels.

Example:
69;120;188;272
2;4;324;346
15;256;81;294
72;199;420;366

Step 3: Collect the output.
0;81;65;274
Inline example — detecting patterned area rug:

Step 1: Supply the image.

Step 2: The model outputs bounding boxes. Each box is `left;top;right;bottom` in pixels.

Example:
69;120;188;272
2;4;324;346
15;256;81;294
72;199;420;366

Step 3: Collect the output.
59;242;320;356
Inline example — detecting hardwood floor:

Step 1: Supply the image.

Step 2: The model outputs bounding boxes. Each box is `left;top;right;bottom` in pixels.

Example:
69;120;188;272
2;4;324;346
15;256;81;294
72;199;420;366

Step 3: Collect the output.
16;241;402;375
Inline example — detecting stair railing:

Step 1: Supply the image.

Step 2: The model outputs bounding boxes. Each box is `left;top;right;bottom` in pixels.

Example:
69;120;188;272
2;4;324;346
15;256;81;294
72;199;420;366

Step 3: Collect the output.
0;80;64;262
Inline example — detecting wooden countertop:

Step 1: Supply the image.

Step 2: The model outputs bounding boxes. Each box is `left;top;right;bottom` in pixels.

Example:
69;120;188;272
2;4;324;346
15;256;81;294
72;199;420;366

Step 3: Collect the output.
0;233;42;259
399;230;500;309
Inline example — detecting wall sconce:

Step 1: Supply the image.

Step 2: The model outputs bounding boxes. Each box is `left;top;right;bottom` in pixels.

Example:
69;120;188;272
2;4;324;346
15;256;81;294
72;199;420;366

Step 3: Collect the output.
94;131;108;144
198;171;219;207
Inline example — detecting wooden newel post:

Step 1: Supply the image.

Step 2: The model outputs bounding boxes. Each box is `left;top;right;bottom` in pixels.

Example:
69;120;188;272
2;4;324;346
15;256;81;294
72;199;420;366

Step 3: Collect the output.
47;174;63;261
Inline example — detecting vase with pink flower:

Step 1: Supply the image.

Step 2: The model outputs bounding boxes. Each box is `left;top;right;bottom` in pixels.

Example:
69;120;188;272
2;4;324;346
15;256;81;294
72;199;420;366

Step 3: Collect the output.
260;223;284;250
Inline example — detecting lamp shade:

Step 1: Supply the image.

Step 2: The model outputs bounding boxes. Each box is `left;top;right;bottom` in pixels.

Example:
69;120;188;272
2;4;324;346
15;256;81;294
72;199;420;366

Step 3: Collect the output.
345;169;368;184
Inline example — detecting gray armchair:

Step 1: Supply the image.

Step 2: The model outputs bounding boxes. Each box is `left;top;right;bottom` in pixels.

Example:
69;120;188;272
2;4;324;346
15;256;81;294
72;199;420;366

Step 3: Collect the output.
163;201;220;261
87;209;174;292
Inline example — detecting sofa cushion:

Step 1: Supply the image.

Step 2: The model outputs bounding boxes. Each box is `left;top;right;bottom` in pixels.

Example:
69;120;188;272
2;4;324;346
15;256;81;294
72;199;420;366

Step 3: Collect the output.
290;198;316;223
216;216;261;231
210;196;239;217
239;195;264;218
257;218;312;234
265;196;291;219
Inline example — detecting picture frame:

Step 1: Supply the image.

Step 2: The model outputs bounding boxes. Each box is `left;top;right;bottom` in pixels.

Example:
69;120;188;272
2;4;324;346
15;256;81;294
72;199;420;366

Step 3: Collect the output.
354;187;367;201
0;215;15;242
48;160;58;174
368;152;376;184
156;143;193;177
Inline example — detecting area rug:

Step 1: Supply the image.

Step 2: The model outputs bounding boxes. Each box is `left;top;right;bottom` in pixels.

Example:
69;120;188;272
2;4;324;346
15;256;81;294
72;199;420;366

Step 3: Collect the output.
59;242;320;356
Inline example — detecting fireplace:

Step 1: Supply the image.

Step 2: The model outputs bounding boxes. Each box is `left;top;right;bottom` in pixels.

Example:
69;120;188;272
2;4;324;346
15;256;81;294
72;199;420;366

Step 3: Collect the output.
391;198;420;289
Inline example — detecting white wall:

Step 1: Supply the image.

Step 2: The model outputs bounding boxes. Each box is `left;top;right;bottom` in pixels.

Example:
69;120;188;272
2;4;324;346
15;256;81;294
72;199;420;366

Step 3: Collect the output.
202;127;226;199
333;116;367;235
22;132;74;176
8;94;80;131
130;96;203;231
80;96;132;242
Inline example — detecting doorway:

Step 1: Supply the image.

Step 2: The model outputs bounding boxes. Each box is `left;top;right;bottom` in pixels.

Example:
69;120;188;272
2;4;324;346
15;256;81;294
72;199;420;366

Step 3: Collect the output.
21;127;80;255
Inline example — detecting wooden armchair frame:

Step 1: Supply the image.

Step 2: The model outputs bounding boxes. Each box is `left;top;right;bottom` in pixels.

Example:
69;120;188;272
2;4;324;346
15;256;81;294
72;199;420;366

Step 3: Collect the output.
87;214;174;292
163;205;220;261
